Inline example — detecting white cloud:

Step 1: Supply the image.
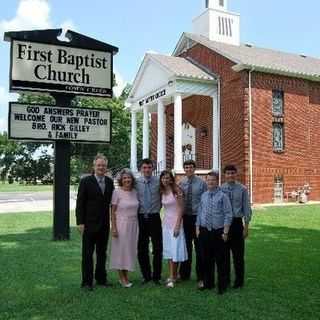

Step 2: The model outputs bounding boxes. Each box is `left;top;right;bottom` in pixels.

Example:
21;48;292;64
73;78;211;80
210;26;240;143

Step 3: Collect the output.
0;0;75;34
113;70;127;98
0;0;51;32
60;19;76;32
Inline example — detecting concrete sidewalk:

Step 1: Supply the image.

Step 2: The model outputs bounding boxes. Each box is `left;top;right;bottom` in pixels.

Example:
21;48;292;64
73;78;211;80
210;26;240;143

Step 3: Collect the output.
0;192;77;214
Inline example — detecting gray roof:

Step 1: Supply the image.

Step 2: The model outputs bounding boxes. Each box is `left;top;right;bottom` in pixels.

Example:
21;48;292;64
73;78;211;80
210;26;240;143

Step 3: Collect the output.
176;33;320;81
147;53;215;81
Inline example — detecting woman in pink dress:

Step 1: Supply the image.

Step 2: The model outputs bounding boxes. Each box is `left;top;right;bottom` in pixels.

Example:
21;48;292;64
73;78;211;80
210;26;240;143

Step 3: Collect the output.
160;170;188;288
110;169;139;288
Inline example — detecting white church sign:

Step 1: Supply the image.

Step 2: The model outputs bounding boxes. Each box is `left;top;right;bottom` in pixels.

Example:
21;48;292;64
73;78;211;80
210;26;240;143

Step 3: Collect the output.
9;40;113;97
8;102;111;143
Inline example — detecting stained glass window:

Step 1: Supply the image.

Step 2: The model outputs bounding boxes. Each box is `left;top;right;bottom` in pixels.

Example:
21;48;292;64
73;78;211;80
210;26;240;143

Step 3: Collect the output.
272;90;284;116
273;123;284;151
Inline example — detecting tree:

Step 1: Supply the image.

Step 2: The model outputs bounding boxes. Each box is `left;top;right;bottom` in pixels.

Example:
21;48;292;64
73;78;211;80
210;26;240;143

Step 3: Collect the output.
0;131;53;184
0;132;22;183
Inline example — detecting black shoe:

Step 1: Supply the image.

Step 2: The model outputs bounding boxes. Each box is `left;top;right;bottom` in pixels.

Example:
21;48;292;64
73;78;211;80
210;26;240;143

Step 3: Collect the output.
198;286;208;291
141;279;151;285
153;280;161;285
217;288;226;295
81;284;93;291
96;281;112;288
233;283;243;289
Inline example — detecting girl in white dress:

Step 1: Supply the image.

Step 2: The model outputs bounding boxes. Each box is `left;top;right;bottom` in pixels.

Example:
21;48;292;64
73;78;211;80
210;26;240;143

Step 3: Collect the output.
160;170;188;288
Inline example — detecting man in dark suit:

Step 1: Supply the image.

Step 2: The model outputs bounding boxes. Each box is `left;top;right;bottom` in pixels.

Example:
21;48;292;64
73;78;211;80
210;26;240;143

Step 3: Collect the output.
76;154;114;291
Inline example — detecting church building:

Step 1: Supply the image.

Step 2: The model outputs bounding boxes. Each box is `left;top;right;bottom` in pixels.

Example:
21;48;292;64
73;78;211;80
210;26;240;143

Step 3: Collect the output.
126;0;320;204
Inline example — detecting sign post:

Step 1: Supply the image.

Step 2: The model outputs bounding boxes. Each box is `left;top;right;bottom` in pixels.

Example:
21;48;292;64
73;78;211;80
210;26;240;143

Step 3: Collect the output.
4;29;118;240
52;93;73;240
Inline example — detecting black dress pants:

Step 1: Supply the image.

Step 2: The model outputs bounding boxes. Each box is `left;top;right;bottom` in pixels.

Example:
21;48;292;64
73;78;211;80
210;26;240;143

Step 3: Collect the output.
81;227;109;286
199;227;227;291
138;214;163;281
179;215;203;281
226;217;245;286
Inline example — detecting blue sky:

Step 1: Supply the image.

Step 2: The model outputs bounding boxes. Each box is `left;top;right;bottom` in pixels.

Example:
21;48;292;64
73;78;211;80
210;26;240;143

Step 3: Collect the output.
0;0;319;132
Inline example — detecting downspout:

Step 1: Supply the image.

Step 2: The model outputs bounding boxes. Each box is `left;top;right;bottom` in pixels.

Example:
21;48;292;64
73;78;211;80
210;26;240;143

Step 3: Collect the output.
217;77;222;185
248;68;254;205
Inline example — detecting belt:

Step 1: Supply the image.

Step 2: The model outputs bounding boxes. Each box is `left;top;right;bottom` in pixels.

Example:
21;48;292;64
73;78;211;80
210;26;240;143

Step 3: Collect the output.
200;226;223;232
139;212;159;218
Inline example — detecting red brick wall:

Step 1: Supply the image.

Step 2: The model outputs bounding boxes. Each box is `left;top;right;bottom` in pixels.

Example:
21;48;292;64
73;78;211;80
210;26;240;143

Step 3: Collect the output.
150;95;213;170
150;43;320;203
250;73;320;202
181;44;248;185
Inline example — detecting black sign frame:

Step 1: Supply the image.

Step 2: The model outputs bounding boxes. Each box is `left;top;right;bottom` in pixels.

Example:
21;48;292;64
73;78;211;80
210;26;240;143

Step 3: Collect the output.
5;29;118;98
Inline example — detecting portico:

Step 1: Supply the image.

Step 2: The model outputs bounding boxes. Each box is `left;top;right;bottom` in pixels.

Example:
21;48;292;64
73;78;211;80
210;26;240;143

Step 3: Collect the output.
126;53;220;174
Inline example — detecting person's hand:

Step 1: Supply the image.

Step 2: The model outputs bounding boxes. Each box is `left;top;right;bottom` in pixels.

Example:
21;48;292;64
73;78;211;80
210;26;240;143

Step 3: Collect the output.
243;225;249;239
78;224;85;235
112;228;118;238
222;232;228;242
196;227;200;238
173;226;180;238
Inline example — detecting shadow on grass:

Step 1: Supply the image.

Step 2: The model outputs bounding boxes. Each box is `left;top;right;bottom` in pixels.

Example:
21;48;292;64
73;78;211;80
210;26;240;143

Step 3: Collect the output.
0;223;319;320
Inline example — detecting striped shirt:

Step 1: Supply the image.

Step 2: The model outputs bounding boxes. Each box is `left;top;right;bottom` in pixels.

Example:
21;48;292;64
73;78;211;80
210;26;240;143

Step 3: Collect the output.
196;187;233;230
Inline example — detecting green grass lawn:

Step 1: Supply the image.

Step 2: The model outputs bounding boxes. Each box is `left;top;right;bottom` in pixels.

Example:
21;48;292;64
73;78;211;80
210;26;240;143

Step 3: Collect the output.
0;205;319;320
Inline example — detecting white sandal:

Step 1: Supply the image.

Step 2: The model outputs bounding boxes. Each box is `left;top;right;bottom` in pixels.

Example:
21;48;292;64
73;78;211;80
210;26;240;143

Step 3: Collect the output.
119;280;133;288
166;280;175;288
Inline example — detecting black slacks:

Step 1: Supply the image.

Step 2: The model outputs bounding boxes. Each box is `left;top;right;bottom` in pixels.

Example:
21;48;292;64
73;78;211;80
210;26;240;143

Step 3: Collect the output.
138;214;163;281
81;227;109;286
179;215;203;281
226;217;245;286
199;227;227;291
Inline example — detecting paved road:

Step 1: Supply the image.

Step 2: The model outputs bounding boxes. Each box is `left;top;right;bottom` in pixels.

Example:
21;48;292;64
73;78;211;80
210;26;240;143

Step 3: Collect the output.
0;191;77;213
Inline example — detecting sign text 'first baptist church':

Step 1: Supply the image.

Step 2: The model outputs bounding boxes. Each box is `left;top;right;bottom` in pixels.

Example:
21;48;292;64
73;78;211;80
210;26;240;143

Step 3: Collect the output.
10;40;113;97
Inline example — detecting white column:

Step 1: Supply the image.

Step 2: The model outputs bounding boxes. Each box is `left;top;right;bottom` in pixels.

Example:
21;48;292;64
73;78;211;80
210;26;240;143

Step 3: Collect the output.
130;111;138;172
212;90;220;171
174;94;183;172
157;99;166;171
142;105;149;159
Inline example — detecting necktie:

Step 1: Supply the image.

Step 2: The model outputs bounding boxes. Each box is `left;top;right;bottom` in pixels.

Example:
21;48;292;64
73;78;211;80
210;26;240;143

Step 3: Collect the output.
228;185;234;214
186;178;193;213
143;179;151;216
205;191;215;231
98;177;105;194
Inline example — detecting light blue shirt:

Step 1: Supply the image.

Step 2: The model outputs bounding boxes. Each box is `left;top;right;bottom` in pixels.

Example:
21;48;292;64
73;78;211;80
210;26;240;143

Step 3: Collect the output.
196;187;233;230
221;182;252;224
179;175;207;215
136;176;161;214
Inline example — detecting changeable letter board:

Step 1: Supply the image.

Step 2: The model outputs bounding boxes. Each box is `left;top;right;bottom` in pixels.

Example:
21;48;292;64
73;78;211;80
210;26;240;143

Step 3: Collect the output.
9;102;111;143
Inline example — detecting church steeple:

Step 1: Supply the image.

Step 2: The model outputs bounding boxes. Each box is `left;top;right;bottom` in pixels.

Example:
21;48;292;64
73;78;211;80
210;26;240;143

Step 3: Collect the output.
205;0;227;11
193;0;240;46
